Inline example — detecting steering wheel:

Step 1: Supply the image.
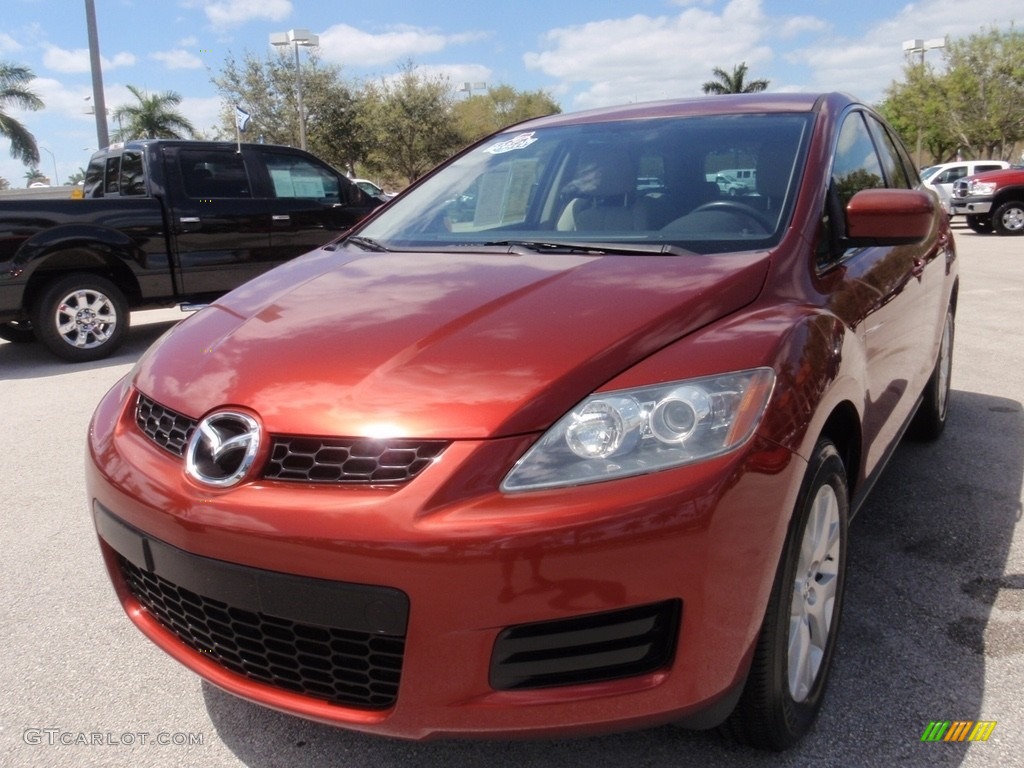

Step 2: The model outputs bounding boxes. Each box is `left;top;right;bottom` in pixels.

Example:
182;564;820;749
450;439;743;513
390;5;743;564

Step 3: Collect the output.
688;200;774;232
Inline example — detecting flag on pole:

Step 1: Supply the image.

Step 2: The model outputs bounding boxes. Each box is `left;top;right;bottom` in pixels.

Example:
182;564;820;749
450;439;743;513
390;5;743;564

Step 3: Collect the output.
235;106;251;133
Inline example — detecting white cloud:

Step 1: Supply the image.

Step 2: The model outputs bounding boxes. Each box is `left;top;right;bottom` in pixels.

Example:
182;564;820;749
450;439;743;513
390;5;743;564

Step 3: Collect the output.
0;32;24;53
525;0;772;108
150;50;204;70
317;24;488;69
42;45;136;74
200;0;292;28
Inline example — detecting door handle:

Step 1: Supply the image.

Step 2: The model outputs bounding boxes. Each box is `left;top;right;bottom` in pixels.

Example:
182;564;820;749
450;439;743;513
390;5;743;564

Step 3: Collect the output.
179;216;201;224
272;214;291;222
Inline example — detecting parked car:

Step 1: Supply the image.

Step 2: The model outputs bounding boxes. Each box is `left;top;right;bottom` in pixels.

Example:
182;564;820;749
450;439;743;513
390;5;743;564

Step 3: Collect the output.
919;160;1009;217
0;140;384;360
951;166;1024;234
351;178;395;199
87;92;955;750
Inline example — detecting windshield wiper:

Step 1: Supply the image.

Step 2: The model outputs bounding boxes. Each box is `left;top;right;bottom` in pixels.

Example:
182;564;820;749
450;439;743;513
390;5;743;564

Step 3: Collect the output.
481;239;694;257
345;235;391;252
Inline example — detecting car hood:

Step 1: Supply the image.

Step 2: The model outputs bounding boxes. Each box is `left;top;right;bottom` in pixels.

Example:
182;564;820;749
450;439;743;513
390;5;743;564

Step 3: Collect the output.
135;246;770;439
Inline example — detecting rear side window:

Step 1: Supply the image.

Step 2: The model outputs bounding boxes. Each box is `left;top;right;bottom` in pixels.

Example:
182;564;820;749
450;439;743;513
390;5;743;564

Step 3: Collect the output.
104;156;121;195
84;157;105;198
178;150;252;198
866;116;913;189
119;151;146;196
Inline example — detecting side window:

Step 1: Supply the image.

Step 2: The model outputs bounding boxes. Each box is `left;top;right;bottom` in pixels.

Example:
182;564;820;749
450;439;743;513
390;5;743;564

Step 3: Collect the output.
178;150;252;198
976;164;1003;174
119;151;146;196
261;153;342;203
84;157;105;198
104;156;121;195
866;117;912;189
832;112;885;208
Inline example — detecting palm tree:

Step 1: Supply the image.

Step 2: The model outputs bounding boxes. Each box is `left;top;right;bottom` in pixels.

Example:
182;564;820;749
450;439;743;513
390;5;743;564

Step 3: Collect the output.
702;63;770;95
24;167;47;186
0;61;44;165
112;85;196;141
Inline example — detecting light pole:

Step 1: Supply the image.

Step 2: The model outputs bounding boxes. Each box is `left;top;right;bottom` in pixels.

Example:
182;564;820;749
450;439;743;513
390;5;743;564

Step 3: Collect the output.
458;81;488;98
40;146;59;186
270;28;319;151
84;0;109;149
902;37;945;168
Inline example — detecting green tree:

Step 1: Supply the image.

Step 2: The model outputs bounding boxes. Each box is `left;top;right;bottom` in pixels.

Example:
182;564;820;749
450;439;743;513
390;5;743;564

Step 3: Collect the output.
111;85;196;141
0;175;11;191
66;168;86;185
880;26;1024;164
452;84;561;144
358;62;464;185
0;61;44;165
212;49;364;172
24;167;47;186
702;63;770;95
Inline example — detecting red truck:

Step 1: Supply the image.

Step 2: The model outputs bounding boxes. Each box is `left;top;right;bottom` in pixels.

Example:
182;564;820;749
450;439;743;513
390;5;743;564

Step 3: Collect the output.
950;166;1024;234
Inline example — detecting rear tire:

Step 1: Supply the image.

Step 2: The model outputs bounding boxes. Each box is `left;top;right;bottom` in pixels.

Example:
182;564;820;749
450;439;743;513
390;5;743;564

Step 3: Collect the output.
965;214;992;234
32;274;129;362
993;201;1024;235
722;440;848;750
0;320;36;343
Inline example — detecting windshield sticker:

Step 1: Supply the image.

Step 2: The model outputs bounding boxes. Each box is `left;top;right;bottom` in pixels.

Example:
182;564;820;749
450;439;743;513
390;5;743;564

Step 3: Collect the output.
483;132;538;155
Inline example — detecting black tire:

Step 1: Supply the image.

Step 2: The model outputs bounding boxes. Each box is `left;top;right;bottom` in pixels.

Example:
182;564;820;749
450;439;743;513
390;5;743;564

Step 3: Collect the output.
722;440;849;750
992;200;1024;236
32;273;129;362
965;214;993;234
0;320;36;343
910;306;954;440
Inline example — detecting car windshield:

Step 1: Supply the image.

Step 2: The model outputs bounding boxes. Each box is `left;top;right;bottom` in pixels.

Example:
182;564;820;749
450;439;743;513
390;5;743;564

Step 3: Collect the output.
355;113;812;255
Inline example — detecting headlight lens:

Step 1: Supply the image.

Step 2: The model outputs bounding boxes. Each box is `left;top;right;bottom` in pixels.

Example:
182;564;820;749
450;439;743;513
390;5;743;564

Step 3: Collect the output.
502;368;775;492
969;181;997;195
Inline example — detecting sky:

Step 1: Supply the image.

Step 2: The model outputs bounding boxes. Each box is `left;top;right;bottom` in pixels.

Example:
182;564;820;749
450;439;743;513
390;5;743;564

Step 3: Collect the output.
0;0;1019;186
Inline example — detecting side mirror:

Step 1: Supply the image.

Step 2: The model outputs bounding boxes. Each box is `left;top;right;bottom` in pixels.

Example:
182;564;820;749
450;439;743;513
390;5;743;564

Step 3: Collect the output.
845;188;935;246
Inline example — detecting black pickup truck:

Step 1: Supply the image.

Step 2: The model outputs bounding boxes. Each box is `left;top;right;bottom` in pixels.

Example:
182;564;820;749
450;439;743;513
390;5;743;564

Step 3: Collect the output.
0;140;384;361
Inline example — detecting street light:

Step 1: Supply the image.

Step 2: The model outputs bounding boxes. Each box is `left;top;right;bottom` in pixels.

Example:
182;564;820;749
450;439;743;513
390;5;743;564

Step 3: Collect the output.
902;37;946;168
270;28;319;151
40;146;60;186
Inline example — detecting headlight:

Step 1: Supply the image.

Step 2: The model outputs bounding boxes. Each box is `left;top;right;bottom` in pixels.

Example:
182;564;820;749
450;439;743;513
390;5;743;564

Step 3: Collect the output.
502;368;775;492
969;181;997;195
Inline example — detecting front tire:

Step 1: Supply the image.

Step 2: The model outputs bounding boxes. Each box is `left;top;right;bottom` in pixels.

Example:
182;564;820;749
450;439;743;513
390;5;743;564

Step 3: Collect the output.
993;200;1024;235
723;440;849;750
32;274;129;362
910;306;954;440
965;214;993;234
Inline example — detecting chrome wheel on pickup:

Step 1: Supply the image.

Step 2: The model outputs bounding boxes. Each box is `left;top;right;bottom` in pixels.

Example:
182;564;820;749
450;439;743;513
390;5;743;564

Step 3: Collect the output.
993;201;1024;235
32;273;129;361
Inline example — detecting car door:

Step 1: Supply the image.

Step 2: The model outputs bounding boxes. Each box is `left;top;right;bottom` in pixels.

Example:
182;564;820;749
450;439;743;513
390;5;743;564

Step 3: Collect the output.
162;146;273;297
248;148;382;261
820;110;941;473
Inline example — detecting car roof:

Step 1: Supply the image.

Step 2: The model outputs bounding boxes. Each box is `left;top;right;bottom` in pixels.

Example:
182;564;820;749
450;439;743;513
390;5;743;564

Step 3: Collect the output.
507;92;843;131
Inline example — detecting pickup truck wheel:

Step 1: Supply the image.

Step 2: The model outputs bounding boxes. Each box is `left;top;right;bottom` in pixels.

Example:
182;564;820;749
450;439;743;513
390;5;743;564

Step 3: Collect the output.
965;215;993;234
32;274;129;362
721;440;848;750
0;320;36;343
993;201;1024;235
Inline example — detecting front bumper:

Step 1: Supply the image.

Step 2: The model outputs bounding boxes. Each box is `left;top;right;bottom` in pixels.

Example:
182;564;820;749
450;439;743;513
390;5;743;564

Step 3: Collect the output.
86;384;805;739
951;197;993;216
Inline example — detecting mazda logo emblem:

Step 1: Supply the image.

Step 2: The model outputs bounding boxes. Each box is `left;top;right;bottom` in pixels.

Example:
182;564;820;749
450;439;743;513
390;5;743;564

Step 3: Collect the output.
185;411;261;488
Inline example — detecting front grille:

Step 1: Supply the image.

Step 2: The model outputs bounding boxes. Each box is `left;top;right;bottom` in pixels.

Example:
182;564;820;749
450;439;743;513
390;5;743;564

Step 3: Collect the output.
135;394;197;457
134;393;448;484
118;556;404;708
266;437;448;483
490;600;681;691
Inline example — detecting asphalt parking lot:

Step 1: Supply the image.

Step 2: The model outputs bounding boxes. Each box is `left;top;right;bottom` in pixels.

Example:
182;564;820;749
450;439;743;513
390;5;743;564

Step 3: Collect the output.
1;226;1022;767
